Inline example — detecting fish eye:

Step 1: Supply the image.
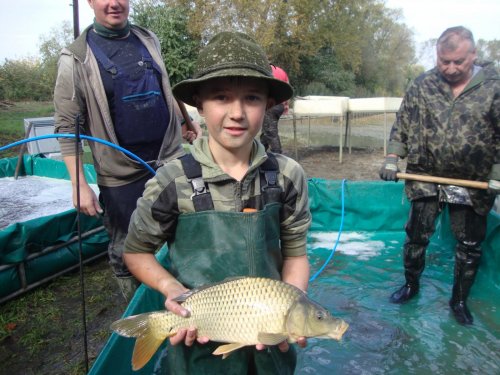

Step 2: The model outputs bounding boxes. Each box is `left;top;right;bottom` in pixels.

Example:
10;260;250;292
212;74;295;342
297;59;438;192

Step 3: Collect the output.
315;311;325;321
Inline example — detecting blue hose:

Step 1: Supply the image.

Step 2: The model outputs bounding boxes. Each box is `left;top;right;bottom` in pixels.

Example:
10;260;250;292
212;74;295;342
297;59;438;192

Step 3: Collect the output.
0;134;156;176
2;134;344;281
309;178;346;282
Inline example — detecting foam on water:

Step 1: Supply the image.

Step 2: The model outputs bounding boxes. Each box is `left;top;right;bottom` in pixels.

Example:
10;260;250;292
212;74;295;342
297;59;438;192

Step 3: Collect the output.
0;176;99;230
308;231;386;260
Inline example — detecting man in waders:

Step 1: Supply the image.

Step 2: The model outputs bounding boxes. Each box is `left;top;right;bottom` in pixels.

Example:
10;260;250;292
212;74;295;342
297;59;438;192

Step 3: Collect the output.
379;26;500;325
260;65;290;153
123;31;312;374
53;0;201;301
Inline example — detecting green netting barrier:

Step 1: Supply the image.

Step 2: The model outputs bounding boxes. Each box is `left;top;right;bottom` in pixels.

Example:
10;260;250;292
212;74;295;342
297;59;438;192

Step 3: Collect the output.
0;155;107;302
89;178;500;375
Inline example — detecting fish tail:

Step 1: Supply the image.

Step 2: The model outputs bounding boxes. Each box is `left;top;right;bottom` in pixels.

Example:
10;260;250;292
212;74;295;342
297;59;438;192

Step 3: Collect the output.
110;312;153;338
111;312;176;370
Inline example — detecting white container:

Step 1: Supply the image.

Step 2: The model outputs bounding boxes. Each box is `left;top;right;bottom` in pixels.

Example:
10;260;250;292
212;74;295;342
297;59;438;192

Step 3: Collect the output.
24;117;60;155
293;96;349;116
347;97;402;113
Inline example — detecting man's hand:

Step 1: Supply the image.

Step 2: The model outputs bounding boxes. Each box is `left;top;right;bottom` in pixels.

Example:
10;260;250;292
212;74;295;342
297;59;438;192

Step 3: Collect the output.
73;183;102;216
255;337;307;352
182;120;202;143
379;155;399;181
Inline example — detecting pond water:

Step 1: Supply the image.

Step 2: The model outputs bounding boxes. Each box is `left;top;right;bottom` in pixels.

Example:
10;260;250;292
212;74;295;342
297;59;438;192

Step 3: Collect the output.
301;230;500;374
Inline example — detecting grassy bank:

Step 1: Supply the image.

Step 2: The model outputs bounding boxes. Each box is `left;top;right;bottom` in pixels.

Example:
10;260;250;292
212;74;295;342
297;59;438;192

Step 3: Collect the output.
0;101;54;157
0;259;126;375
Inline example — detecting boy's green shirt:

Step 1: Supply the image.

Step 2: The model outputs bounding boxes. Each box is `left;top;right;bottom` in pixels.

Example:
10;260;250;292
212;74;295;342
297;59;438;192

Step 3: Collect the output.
125;137;311;257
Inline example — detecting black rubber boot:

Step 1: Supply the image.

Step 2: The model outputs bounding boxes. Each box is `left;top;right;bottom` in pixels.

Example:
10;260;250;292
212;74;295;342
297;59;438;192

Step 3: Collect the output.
391;241;425;304
449;301;473;325
390;282;419;304
449;249;481;325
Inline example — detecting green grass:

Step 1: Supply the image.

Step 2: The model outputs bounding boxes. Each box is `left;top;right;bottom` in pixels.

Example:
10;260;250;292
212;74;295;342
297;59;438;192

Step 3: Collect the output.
0;101;54;134
0;259;125;375
0;101;54;157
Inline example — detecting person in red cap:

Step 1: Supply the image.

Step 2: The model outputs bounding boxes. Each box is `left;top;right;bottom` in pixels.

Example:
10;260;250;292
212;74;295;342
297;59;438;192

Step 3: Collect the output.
260;65;290;153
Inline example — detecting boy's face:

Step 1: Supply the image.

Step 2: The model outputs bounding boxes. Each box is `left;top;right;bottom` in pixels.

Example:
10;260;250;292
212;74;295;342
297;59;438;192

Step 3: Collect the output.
195;77;275;155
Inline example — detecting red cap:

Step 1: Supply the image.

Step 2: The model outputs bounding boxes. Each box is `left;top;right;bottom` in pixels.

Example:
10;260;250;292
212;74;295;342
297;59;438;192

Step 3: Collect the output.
271;65;289;83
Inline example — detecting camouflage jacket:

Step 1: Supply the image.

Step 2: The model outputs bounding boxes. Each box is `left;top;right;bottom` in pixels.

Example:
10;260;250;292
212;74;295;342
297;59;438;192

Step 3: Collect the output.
125;137;312;257
387;62;500;215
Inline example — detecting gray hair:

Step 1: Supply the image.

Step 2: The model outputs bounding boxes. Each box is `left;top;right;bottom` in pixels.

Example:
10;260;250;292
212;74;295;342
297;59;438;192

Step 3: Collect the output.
437;26;475;52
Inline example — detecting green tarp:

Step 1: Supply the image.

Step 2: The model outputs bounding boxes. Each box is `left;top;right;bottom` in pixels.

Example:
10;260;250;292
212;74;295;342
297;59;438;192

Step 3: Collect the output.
0;155;107;302
89;179;500;374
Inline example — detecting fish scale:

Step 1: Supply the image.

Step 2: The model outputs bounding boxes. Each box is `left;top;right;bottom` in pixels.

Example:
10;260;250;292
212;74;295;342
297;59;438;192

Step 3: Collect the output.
111;276;349;370
177;278;294;343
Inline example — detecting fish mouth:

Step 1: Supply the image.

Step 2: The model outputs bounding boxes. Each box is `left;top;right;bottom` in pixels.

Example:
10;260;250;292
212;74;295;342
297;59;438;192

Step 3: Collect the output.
325;320;349;340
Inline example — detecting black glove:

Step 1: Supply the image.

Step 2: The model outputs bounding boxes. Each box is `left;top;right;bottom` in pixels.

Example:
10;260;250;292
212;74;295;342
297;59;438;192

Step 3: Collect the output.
488;179;500;194
379;156;399;181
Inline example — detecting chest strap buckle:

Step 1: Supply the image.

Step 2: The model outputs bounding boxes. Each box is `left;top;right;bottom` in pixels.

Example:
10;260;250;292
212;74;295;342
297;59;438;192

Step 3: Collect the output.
190;177;209;199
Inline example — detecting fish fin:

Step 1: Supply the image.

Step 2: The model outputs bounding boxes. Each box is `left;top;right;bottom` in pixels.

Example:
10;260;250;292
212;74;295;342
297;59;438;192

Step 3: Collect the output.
172;290;193;303
257;332;288;345
132;332;166;371
212;343;247;359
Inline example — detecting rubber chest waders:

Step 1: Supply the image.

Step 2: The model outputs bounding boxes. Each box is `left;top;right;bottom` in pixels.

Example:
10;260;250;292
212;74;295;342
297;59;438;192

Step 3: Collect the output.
163;153;296;375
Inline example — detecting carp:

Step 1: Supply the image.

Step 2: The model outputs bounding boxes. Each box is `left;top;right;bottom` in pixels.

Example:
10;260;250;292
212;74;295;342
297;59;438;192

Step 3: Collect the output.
111;276;348;370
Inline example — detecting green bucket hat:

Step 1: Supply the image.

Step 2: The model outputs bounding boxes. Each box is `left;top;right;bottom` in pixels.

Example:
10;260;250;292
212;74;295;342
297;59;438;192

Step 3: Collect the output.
172;31;293;107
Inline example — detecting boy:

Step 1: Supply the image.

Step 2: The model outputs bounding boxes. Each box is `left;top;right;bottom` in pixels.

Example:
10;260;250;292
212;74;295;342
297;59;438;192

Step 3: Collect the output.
123;31;311;374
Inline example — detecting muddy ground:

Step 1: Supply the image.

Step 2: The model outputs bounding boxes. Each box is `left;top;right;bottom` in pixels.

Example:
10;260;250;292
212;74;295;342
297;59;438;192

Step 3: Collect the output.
294;146;386;180
0;146;397;375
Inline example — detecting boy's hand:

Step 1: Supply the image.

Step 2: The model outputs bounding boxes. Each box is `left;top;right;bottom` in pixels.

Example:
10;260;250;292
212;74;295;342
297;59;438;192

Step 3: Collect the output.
255;337;307;352
164;287;210;346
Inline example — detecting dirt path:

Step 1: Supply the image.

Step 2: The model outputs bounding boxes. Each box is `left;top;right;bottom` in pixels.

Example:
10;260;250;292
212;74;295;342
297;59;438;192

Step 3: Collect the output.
293;146;385;181
291;146;407;181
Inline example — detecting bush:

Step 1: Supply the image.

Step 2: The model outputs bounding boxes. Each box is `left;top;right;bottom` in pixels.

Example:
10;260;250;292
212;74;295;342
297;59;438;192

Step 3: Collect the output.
0;58;54;101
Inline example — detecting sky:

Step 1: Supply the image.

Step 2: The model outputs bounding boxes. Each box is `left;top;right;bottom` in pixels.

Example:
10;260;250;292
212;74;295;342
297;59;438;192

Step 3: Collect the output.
386;0;500;68
0;1;95;61
1;1;499;63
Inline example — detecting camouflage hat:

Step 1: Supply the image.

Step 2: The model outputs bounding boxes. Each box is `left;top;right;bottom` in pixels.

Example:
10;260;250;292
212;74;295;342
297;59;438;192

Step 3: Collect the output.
172;32;293;107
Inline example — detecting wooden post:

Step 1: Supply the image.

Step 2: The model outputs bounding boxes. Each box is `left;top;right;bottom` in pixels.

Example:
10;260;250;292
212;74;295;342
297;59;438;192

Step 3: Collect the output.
293;112;298;161
14;122;33;180
397;173;489;190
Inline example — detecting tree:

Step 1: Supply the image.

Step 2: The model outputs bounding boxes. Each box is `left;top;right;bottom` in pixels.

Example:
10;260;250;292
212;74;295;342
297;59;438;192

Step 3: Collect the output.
131;0;200;85
0;21;73;101
38;21;74;99
0;58;44;100
150;0;416;96
477;39;500;68
354;3;416;96
417;39;437;70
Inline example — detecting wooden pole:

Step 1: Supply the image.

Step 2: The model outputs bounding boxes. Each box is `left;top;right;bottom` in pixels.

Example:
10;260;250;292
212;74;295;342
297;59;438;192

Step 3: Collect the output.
397;172;489;190
293;112;298;161
14;122;33;179
73;0;80;39
176;99;194;130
